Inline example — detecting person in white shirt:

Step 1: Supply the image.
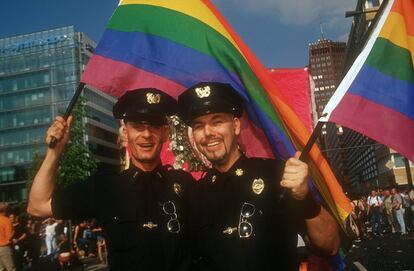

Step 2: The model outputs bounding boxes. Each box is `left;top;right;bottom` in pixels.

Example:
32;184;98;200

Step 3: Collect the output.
43;218;59;255
367;190;383;236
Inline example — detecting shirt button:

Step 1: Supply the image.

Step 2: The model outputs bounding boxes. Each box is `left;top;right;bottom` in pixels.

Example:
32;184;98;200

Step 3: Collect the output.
113;216;118;221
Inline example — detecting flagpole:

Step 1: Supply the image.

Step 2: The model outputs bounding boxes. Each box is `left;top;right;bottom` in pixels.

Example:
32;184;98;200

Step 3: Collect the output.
299;121;323;162
48;82;86;148
299;118;326;162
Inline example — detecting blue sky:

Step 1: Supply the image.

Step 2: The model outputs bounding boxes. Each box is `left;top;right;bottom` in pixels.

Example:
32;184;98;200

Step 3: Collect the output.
0;0;356;68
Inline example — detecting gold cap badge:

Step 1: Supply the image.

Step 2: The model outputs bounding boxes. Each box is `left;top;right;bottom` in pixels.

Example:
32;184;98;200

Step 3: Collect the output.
252;178;265;195
146;92;161;104
195;86;211;98
173;183;182;196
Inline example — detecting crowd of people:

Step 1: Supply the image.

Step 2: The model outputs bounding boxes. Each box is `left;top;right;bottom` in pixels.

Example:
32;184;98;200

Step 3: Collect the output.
349;187;414;240
0;206;107;270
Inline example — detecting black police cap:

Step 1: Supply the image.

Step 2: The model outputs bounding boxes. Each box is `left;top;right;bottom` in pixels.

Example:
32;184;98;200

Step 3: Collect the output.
177;82;244;125
113;88;177;125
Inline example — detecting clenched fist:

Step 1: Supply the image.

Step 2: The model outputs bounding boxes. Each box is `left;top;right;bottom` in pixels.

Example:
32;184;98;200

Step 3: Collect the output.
280;151;309;201
46;116;73;152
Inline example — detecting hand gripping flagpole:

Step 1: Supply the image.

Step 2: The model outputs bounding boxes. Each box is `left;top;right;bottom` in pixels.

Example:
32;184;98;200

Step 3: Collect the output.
280;117;326;200
48;82;86;148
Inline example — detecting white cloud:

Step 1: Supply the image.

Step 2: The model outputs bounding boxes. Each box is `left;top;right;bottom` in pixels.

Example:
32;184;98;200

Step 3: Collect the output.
223;0;354;24
213;0;357;43
216;0;356;30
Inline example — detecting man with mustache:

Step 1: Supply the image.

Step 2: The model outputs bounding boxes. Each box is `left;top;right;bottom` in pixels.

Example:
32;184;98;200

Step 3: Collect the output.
178;82;340;271
28;89;194;271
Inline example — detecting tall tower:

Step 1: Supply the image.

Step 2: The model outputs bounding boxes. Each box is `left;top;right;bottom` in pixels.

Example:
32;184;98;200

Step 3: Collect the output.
308;39;347;186
308;39;346;118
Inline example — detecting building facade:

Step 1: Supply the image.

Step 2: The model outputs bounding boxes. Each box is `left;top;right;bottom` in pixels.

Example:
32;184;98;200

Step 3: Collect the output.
308;39;347;118
0;26;119;203
308;39;347;183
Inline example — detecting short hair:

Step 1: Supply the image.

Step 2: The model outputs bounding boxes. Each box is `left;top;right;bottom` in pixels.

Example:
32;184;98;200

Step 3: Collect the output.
0;202;8;214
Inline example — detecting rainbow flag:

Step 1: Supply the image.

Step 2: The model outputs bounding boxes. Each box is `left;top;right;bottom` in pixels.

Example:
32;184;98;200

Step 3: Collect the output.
322;0;414;161
81;0;351;234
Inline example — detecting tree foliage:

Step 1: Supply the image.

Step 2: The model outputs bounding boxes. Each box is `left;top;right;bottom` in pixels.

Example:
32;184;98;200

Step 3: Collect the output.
57;96;98;187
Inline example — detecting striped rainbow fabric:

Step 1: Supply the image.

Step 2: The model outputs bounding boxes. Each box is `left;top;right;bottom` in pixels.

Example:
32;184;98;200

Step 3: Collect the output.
81;0;352;226
322;0;414;161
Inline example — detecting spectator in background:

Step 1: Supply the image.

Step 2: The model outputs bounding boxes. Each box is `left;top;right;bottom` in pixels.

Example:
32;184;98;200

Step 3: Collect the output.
409;187;414;228
367;190;383;236
350;198;361;240
9;215;27;271
401;189;412;231
391;188;407;235
383;190;396;234
23;219;41;271
43;218;59;255
57;233;73;269
92;223;106;265
73;221;90;257
357;196;369;238
0;203;15;271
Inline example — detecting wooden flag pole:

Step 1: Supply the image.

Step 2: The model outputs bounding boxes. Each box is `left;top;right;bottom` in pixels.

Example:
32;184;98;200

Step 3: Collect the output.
48;82;86;148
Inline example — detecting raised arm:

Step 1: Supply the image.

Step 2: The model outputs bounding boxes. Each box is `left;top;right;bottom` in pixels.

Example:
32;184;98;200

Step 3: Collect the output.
281;152;340;256
27;116;72;217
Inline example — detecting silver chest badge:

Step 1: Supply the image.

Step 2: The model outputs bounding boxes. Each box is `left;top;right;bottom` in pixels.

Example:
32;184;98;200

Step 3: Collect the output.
252;178;264;195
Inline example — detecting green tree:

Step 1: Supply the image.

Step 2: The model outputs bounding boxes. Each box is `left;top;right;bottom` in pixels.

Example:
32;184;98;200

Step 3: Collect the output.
27;96;98;189
57;96;98;186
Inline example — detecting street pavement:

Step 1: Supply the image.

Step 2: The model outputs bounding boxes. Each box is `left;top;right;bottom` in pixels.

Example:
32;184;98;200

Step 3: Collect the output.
72;257;108;271
345;233;414;271
58;233;414;270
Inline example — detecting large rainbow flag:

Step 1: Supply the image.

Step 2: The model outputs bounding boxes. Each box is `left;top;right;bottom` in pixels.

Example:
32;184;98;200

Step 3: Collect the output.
322;0;414;161
81;0;351;239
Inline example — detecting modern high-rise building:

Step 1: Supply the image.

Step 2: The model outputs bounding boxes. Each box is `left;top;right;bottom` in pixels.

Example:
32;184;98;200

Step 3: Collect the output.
308;39;347;183
308;39;347;118
0;26;119;203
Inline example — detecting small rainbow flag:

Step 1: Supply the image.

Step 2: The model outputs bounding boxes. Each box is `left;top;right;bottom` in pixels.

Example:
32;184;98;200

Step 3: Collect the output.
322;0;414;161
81;0;352;237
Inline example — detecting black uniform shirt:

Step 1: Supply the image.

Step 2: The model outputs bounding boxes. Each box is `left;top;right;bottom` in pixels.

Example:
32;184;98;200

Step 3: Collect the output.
190;155;305;271
52;163;194;271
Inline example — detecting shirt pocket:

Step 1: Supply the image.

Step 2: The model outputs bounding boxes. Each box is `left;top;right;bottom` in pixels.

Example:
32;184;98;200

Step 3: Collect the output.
101;214;139;250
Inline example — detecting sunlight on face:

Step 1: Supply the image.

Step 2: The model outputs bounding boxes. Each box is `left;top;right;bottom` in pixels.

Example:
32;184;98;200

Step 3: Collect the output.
191;113;240;170
125;122;167;168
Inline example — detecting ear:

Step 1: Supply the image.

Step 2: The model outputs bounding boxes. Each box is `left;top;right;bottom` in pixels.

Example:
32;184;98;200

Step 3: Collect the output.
161;125;169;143
233;117;241;136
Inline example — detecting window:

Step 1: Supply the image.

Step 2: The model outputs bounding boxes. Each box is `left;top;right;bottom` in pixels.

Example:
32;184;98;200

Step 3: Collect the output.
393;154;406;168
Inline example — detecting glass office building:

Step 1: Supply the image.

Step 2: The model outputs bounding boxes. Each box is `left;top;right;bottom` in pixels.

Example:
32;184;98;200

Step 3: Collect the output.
0;26;119;203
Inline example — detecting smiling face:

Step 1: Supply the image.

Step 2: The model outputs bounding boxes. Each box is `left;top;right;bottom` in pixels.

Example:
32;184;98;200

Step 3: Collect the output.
191;113;241;172
125;121;168;170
